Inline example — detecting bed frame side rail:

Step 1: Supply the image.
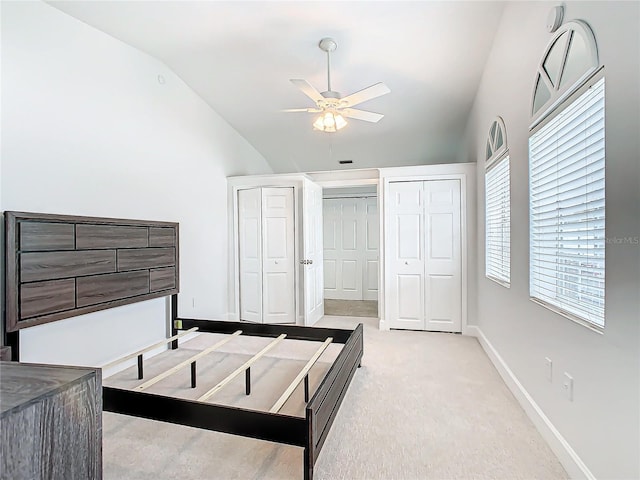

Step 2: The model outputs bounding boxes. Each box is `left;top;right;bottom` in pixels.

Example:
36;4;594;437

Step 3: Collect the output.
102;387;308;447
175;317;354;344
304;323;363;480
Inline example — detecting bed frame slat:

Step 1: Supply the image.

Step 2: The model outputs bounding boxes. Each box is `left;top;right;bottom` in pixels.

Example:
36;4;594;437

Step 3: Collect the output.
101;327;199;371
198;333;286;401
135;330;242;391
270;337;333;413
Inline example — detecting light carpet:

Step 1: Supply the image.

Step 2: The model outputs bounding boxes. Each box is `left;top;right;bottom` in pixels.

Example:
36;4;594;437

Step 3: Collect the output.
103;316;567;480
324;300;378;318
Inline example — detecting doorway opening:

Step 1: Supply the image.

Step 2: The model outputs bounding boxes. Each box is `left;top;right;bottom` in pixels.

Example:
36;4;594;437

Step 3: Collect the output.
322;185;379;318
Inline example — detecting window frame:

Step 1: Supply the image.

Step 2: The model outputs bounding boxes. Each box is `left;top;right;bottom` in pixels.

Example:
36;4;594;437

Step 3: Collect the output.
485;117;511;288
530;20;600;130
528;68;605;332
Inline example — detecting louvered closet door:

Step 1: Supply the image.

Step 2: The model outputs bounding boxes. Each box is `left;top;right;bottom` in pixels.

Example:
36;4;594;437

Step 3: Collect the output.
387;181;425;329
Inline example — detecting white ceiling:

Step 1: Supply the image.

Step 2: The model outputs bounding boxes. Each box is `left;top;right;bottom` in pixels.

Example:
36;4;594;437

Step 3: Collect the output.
48;1;505;173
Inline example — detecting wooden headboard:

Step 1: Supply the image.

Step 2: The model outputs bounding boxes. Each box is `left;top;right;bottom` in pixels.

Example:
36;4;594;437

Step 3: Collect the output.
4;212;179;332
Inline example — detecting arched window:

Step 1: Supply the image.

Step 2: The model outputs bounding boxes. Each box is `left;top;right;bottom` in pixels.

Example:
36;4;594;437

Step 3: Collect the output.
485;117;510;286
529;19;605;329
531;20;599;126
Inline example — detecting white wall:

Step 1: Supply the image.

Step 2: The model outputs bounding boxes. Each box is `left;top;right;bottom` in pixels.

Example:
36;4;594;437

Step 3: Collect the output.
464;2;639;478
0;1;272;367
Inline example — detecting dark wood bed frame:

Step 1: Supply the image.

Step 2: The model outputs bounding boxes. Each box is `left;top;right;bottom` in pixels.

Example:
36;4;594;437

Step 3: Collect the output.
103;295;363;480
3;211;364;480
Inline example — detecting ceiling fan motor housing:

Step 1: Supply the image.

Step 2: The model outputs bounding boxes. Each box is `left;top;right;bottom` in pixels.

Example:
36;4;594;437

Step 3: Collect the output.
319;37;337;52
315;90;346;110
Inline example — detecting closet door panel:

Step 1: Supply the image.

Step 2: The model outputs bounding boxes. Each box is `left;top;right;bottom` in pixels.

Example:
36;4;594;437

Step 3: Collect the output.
341;260;358;292
238;189;262;322
396;274;423;325
387;181;424;328
426;274;458;323
424;179;461;332
338;199;362;300
322;198;361;300
324;260;337;290
363;198;379;301
322;200;339;298
261;187;295;324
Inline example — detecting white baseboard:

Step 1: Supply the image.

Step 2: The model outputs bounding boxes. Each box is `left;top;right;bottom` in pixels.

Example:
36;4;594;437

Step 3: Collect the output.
466;325;595;480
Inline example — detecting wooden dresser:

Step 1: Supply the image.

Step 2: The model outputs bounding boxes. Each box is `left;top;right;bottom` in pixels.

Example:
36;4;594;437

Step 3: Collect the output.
0;362;102;479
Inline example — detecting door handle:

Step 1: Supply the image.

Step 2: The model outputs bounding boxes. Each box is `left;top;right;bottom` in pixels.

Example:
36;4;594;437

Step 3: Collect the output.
405;261;409;265
275;260;279;264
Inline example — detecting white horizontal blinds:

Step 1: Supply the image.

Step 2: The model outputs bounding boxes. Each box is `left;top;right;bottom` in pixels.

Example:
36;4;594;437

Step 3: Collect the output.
529;78;605;327
486;155;510;284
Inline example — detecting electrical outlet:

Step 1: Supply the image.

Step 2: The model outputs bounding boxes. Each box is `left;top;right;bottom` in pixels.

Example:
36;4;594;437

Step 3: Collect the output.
545;357;553;382
563;372;574;401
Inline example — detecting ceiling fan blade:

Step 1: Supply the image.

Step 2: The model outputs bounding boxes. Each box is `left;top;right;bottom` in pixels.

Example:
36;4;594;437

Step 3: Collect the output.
290;79;324;104
341;82;391;108
282;108;322;113
342;108;384;123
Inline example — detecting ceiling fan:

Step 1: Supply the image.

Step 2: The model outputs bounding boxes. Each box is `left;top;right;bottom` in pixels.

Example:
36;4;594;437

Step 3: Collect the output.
285;38;391;132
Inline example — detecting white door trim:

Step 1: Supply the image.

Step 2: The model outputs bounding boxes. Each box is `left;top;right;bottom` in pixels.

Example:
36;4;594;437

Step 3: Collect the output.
228;174;327;326
228;177;303;324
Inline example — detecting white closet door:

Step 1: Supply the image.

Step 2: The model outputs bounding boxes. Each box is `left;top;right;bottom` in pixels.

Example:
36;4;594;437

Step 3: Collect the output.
322;200;340;297
303;180;324;325
387;182;425;329
387;179;462;332
261;187;295;324
363;197;379;301
323;198;362;300
424;180;461;332
238;188;262;323
339;198;362;300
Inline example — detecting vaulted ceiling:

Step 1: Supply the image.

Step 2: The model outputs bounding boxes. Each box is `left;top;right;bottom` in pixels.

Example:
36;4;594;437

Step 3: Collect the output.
48;1;505;173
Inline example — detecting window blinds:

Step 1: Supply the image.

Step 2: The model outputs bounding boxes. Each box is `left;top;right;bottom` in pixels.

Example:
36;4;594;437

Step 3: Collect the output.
486;155;510;285
529;77;605;328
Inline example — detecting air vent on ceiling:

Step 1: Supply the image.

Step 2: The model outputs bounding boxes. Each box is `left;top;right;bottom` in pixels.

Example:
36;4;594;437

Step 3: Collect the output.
338;160;353;165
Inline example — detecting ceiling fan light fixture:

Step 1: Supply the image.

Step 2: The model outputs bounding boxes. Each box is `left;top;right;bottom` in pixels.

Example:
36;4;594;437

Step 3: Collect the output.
287;37;389;129
313;110;347;133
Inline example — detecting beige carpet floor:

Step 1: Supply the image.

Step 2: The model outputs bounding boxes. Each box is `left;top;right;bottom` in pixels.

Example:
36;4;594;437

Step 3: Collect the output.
103;316;567;480
324;299;378;318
